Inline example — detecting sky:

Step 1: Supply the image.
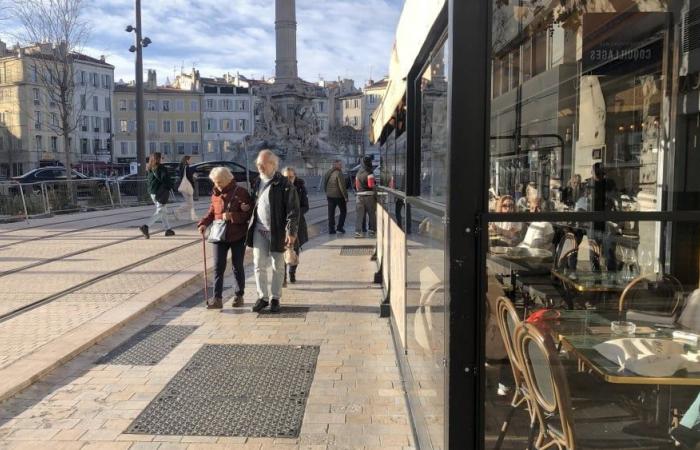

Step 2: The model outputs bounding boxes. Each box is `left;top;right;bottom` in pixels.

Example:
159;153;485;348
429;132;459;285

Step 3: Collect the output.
2;0;402;87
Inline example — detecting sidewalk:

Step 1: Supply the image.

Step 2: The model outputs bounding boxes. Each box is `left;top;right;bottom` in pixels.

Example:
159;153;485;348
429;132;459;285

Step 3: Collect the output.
0;234;413;449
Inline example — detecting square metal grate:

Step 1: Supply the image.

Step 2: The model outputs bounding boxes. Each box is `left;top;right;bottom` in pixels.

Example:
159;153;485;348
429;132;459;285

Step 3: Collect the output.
339;245;375;256
126;344;319;437
96;325;197;366
257;306;309;319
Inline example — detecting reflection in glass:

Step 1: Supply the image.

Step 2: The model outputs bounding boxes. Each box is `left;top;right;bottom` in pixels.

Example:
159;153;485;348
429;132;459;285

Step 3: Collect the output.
420;38;449;204
406;204;445;449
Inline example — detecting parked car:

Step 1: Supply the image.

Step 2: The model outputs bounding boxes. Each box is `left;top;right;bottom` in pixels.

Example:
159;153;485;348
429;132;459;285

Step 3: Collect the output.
190;161;258;196
11;167;107;197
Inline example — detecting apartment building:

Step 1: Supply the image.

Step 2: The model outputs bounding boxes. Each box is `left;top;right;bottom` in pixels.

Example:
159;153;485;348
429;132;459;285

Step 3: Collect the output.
113;70;203;164
0;41;114;177
174;69;255;162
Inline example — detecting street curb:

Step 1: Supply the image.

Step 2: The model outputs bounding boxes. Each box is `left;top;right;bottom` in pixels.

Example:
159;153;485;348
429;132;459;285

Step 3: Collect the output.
0;256;212;404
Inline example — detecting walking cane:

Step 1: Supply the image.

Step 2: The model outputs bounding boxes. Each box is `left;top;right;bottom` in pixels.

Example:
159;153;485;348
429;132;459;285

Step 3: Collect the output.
202;234;209;304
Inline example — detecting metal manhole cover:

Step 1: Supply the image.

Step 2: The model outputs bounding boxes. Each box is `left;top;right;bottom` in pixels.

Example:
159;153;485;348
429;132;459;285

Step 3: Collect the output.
126;344;319;437
339;245;375;256
257;306;309;319
96;325;197;365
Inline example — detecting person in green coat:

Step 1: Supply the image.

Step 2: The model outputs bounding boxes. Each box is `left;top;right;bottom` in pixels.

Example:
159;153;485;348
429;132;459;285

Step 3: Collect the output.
139;152;175;239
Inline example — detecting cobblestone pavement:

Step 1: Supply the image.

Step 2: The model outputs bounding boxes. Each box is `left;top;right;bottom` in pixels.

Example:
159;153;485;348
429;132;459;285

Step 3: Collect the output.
0;234;413;450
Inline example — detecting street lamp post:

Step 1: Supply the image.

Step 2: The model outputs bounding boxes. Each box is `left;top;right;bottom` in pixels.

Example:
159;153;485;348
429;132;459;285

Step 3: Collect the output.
126;0;151;178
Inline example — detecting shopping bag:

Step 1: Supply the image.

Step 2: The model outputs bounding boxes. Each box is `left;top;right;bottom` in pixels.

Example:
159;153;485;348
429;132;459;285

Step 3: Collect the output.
178;177;194;195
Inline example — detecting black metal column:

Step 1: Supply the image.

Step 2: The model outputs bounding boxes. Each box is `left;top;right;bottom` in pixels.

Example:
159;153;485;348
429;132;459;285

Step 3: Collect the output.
446;0;491;449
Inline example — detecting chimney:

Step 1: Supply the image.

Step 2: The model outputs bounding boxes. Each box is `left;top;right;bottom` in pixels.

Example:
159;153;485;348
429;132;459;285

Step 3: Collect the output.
146;69;157;89
100;55;105;62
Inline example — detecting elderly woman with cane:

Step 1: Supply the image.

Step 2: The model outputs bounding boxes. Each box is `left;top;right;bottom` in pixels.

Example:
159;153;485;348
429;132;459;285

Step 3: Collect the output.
197;167;252;309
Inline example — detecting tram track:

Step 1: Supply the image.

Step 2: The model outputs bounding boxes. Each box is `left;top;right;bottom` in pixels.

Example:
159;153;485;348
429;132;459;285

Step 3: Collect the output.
1;200;328;248
0;202;329;276
0;201;334;322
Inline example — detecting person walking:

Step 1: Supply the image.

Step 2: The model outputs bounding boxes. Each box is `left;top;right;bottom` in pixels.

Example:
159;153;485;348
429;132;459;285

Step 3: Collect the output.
322;159;348;234
139;152;175;239
282;166;308;285
246;150;300;313
197;167;253;309
175;155;197;221
354;156;377;238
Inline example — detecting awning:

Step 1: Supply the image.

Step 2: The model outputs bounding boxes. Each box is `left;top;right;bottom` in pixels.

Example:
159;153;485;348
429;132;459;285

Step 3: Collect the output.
370;0;446;143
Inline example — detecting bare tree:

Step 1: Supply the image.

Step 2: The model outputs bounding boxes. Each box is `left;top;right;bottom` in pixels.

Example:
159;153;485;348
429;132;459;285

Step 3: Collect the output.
12;0;91;201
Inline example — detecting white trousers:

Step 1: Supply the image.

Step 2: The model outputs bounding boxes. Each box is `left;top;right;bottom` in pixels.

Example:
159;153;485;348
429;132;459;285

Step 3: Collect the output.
252;230;285;301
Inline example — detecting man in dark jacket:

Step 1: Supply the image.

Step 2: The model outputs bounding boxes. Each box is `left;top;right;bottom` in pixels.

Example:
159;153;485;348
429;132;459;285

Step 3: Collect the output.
322;160;348;234
246;150;300;313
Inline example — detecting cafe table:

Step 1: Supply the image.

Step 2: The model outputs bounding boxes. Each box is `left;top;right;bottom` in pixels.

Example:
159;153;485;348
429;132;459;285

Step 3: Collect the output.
553;310;700;436
551;269;629;294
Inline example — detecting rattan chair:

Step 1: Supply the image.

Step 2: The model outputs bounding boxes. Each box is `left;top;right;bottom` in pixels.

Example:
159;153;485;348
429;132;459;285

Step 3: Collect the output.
494;296;538;450
514;323;664;450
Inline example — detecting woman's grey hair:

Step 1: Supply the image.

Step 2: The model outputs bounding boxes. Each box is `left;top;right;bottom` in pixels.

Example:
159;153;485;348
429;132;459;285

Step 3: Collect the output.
209;166;234;185
256;149;279;170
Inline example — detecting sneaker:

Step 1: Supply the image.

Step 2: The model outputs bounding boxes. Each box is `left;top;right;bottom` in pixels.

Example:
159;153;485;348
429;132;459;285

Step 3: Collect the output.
164;229;175;236
252;298;269;312
336;228;346;234
206;297;223;309
231;295;244;308
289;273;296;283
270;298;281;313
139;225;150;239
329;230;336;235
354;232;362;238
497;383;512;397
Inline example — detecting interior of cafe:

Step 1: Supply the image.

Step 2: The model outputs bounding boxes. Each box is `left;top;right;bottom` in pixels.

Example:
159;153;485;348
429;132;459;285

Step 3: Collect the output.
370;0;700;449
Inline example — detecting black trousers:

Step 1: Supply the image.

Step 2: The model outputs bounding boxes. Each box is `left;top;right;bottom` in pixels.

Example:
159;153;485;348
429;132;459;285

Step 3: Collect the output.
213;238;246;299
327;197;347;232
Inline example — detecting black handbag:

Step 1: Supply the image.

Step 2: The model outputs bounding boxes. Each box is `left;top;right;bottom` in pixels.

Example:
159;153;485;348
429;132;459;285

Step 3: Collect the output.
155;185;170;205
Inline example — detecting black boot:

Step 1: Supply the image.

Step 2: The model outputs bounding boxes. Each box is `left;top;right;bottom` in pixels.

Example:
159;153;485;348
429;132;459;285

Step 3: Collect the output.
252;298;269;312
139;225;150;239
270;298;281;313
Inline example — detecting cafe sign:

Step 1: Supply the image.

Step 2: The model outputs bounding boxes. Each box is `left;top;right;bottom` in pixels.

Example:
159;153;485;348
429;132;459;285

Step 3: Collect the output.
582;12;668;74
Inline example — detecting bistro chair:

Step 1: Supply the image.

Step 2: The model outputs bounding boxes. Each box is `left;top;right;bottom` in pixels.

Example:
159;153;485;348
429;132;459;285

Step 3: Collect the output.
494;296;537;450
619;273;684;324
515;323;663;450
554;232;578;270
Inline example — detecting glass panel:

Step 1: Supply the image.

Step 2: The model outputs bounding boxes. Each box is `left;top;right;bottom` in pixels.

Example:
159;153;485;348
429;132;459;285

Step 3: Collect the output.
483;217;700;449
489;2;700;214
406;202;445;450
419;38;449;203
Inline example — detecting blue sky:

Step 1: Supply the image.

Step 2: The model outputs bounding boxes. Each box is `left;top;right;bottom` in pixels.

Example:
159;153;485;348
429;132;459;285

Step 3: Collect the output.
3;0;403;87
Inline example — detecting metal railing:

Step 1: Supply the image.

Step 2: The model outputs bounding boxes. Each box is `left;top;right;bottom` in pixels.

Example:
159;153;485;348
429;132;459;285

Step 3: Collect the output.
0;178;189;222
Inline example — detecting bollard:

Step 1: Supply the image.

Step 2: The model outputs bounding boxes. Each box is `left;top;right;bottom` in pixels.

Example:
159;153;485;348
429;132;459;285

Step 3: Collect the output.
105;180;115;208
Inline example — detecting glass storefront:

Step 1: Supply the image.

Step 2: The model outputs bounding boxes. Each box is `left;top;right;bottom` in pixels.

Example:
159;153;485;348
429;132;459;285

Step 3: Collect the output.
374;1;700;449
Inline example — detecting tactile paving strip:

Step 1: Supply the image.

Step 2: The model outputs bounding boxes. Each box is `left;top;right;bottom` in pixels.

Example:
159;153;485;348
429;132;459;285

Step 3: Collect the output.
126;344;319;437
257;306;309;319
177;292;205;308
96;325;197;365
339;245;375;256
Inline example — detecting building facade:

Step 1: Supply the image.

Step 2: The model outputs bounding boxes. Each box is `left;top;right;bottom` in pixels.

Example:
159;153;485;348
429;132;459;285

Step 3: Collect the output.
0;41;114;177
113;71;203;164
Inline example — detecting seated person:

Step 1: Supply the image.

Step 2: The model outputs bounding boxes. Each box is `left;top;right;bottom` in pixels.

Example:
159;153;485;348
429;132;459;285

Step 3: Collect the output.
518;196;555;252
489;195;522;246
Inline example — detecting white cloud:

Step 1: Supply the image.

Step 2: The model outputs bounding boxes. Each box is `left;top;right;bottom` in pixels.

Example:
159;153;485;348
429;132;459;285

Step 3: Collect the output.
70;0;401;86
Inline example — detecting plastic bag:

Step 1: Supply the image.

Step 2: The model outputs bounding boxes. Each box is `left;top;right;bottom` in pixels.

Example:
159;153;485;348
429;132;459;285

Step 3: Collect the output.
284;247;299;265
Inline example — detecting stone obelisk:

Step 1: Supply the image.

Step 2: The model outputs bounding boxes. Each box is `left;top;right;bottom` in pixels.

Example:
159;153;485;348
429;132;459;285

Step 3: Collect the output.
275;0;298;82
